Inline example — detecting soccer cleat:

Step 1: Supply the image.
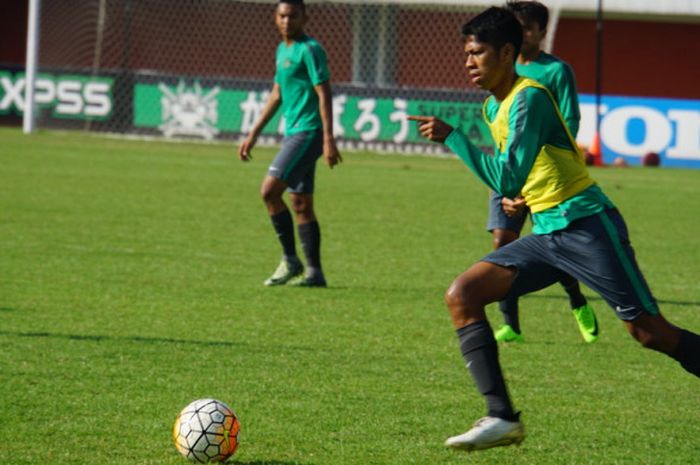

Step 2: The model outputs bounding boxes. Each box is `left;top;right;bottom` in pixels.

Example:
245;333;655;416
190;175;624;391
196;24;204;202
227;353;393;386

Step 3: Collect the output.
572;303;599;343
264;257;304;286
445;416;525;452
287;274;327;288
494;324;524;343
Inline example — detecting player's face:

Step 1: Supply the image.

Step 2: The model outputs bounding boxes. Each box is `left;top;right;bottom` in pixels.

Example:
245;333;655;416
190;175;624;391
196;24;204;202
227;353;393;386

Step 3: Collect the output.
519;19;546;57
463;36;512;93
275;3;306;42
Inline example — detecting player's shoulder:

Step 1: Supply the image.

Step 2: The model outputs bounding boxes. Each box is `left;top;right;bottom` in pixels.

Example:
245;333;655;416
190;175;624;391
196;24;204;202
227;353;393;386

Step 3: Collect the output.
298;35;326;52
517;83;555;109
297;36;328;63
536;52;570;72
537;51;560;63
483;94;497;112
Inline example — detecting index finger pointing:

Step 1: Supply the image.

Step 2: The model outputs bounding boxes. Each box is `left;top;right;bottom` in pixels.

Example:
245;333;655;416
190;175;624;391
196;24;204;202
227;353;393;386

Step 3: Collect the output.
406;115;432;122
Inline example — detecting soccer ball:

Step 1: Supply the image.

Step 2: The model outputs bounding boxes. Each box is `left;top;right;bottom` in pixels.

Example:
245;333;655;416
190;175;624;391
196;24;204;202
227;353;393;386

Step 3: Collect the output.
173;398;240;463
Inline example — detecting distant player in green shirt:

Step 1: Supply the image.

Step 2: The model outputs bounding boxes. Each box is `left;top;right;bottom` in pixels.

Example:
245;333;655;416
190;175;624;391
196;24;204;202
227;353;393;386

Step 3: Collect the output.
514;2;580;136
488;1;598;345
239;0;341;287
409;6;700;452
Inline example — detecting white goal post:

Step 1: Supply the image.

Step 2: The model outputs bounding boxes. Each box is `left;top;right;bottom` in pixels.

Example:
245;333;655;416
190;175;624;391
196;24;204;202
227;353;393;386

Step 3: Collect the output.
22;0;41;134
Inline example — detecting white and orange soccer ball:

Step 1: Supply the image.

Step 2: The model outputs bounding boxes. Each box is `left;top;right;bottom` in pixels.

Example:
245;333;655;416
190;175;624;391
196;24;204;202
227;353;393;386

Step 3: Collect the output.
173;398;240;463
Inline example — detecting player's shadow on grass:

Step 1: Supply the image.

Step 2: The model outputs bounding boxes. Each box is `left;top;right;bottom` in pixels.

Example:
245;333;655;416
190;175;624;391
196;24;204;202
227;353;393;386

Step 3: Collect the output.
234;461;311;465
0;330;316;352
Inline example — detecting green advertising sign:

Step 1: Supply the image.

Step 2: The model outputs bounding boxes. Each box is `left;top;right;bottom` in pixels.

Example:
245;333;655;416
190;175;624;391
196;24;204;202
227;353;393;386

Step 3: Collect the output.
133;80;493;149
0;71;113;120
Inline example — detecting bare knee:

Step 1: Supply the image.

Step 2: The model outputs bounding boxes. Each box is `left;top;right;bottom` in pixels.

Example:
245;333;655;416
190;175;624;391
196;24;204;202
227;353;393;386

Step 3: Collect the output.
289;194;315;223
444;262;515;328
290;195;306;214
491;229;519;250
626;326;670;352
627;326;657;349
444;282;480;328
260;177;287;213
444;278;478;312
261;178;281;202
624;313;680;354
260;186;279;205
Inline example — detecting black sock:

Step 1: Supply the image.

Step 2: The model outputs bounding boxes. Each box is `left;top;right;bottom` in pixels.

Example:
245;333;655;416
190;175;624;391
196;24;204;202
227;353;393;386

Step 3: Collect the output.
499;297;520;333
456;320;517;421
270;210;297;259
560;275;587;309
298;221;321;273
672;329;700;377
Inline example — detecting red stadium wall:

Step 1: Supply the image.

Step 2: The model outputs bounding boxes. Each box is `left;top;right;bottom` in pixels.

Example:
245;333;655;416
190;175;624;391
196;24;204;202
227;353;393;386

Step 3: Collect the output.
553;17;700;100
1;0;699;100
0;0;28;65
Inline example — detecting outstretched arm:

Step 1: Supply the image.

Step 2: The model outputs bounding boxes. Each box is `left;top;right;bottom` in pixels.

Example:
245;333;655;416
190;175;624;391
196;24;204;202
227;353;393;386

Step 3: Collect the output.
407;115;454;143
408;88;551;198
238;83;282;161
407;114;519;194
314;81;342;168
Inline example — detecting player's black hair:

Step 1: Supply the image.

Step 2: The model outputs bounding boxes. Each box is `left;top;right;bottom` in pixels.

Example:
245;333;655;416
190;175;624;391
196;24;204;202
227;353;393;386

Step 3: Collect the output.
279;0;305;12
461;7;523;60
505;1;549;31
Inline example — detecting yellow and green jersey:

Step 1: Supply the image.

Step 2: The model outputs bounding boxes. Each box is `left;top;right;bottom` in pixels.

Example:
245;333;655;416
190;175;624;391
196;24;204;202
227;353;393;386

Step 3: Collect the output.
516;52;580;137
445;77;614;234
275;35;330;136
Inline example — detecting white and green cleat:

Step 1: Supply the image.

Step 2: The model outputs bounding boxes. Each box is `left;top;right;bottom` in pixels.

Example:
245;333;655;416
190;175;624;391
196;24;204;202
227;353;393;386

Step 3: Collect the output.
264;257;304;286
445;416;525;452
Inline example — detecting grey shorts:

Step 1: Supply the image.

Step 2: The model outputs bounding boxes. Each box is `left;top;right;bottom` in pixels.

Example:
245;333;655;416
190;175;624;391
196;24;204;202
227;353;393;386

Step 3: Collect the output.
482;208;659;321
268;129;323;194
486;191;529;233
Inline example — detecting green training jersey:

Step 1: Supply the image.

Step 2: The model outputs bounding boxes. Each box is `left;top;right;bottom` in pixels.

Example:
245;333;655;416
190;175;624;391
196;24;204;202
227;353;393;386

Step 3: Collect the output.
516;52;580;137
445;77;613;234
275;34;330;136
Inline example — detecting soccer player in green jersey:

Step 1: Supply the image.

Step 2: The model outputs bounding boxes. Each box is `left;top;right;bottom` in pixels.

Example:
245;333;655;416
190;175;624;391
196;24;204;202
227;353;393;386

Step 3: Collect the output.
239;0;341;287
511;1;580;135
409;6;700;452
488;0;598;345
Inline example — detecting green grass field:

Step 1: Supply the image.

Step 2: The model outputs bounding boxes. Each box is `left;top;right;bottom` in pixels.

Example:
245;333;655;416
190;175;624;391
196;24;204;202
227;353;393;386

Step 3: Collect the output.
1;127;698;465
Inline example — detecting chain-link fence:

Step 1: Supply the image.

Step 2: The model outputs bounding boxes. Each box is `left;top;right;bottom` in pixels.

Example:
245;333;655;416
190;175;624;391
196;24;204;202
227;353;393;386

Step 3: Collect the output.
25;0;516;153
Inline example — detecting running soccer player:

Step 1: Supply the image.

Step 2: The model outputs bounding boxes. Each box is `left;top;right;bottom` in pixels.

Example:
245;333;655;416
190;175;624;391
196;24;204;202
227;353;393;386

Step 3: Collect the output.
488;0;597;344
409;6;700;452
238;0;341;287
